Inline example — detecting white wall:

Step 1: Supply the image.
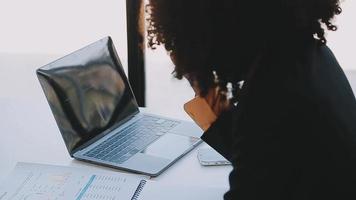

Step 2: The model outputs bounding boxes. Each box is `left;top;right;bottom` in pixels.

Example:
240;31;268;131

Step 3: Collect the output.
328;0;356;70
0;0;128;67
0;0;354;70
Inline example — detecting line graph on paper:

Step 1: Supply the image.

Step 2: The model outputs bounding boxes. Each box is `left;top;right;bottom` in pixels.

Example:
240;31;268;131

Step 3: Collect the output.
2;170;88;200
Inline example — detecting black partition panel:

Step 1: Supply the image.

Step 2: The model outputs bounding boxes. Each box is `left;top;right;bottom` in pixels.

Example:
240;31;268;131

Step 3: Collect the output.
126;0;146;107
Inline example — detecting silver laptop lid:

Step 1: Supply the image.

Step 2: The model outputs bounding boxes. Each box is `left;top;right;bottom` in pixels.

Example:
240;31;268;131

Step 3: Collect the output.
36;37;139;155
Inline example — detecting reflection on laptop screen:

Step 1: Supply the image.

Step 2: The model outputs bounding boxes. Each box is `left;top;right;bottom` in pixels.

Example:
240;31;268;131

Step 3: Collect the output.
37;37;139;154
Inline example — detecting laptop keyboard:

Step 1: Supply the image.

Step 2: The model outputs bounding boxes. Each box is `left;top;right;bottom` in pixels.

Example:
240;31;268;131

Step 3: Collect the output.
84;116;180;164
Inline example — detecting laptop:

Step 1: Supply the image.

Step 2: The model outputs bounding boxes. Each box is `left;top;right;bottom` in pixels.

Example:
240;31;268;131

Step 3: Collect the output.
36;36;203;176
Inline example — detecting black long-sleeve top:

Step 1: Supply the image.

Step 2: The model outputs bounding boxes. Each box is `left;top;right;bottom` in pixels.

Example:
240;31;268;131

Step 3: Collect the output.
201;39;356;200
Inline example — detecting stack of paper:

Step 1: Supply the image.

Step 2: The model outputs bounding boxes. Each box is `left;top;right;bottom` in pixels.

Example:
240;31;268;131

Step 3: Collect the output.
0;163;228;200
0;163;144;200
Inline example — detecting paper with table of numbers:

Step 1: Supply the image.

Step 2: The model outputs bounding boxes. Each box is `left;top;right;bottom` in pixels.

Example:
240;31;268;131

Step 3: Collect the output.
0;162;146;200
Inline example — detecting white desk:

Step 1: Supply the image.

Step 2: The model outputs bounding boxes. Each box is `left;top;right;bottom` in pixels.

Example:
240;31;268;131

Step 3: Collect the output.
0;53;232;190
0;53;355;192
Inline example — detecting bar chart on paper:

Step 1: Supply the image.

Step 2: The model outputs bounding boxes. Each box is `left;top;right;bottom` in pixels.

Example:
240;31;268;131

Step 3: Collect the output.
0;163;145;200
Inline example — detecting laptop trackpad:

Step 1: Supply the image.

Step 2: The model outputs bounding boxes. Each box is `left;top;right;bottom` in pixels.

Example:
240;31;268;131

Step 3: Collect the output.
121;134;199;175
120;152;171;175
140;133;199;160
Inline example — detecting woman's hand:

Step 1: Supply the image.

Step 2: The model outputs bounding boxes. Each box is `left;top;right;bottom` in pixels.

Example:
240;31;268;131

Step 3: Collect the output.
204;86;231;117
188;77;230;117
184;83;231;131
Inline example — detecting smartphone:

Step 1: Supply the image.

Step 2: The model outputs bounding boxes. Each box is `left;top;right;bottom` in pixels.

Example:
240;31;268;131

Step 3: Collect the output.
197;147;231;166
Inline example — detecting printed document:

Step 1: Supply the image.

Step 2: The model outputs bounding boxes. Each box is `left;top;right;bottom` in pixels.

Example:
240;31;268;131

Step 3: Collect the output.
0;163;144;200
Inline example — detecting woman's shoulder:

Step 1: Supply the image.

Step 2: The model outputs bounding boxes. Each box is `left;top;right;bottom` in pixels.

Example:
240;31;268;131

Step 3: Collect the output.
260;41;353;100
244;41;356;121
305;44;355;104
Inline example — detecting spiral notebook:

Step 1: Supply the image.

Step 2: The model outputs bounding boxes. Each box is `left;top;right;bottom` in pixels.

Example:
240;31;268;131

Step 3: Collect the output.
0;163;148;200
0;163;226;200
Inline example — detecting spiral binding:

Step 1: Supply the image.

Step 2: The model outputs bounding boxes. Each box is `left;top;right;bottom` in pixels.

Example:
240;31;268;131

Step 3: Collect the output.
131;180;147;200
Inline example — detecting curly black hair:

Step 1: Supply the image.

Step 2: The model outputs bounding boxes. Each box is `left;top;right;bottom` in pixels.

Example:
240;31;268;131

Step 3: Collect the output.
147;0;342;95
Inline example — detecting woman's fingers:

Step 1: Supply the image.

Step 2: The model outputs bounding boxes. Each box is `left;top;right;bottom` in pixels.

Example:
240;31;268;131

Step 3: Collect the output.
184;75;230;116
205;87;230;116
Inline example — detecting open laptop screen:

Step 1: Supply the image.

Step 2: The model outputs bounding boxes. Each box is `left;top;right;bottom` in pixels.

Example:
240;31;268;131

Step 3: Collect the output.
37;37;139;155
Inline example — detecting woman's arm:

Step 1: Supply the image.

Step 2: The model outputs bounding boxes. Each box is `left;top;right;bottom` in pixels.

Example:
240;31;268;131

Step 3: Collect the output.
200;108;237;161
223;132;298;200
184;78;238;160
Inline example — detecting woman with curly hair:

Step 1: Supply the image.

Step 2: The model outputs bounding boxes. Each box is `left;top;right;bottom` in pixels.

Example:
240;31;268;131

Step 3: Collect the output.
147;0;356;199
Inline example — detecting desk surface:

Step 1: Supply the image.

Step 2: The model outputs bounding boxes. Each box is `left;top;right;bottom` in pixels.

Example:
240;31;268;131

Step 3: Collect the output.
0;53;355;191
